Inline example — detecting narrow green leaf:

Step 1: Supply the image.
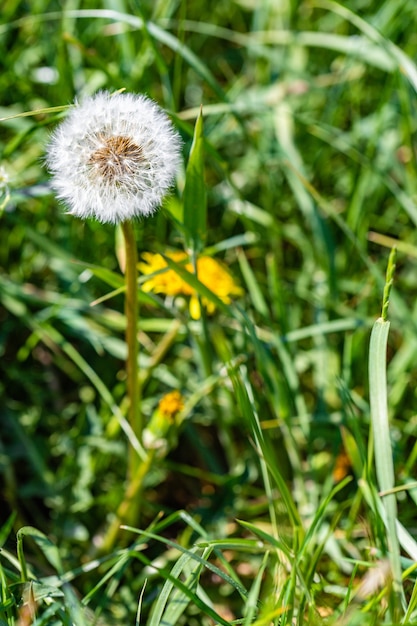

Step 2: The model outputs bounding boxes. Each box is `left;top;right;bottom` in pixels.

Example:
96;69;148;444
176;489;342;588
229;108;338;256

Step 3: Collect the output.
122;526;248;599
195;538;264;551
71;260;125;290
16;527;63;579
369;318;404;606
369;251;405;612
313;0;417;92
243;551;269;625
183;108;206;252
63;585;89;626
298;477;352;561
144;561;230;626
237;520;292;559
147;549;201;626
0;515;16;550
237;248;269;317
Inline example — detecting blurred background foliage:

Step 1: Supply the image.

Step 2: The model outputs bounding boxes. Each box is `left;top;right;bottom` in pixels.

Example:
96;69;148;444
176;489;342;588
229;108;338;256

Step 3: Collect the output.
2;0;417;622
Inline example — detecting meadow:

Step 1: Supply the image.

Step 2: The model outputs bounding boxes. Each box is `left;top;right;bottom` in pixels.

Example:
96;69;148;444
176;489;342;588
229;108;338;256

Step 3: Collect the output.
1;0;417;624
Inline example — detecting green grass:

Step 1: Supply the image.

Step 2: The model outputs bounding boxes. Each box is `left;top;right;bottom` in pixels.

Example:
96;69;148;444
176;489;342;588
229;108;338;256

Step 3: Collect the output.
2;0;417;624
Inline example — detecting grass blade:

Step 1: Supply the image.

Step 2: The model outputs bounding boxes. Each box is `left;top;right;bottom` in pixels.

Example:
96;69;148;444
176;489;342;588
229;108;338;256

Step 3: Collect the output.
183;108;206;252
368;249;405;612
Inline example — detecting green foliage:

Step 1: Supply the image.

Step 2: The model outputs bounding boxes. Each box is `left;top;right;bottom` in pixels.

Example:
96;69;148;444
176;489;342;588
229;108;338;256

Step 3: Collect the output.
183;108;207;252
2;0;417;624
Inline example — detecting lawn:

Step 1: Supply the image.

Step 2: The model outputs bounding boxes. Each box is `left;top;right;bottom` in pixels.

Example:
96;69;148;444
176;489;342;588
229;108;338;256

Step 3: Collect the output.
1;1;417;624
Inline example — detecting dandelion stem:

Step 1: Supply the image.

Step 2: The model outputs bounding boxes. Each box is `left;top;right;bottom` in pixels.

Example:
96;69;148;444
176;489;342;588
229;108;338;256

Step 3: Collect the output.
121;220;141;476
99;449;155;554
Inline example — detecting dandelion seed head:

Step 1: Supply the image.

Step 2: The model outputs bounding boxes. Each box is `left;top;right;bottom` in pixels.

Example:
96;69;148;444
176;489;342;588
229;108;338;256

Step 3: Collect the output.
46;91;182;224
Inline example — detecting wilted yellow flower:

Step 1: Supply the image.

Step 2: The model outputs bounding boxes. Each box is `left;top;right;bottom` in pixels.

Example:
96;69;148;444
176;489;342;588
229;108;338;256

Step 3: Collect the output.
139;251;243;319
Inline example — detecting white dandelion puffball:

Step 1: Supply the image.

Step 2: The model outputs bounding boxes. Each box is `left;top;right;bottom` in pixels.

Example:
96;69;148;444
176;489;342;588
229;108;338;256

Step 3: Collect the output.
46;91;182;224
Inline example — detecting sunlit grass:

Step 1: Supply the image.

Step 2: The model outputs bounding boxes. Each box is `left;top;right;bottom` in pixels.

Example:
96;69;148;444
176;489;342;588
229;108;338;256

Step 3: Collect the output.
2;0;417;624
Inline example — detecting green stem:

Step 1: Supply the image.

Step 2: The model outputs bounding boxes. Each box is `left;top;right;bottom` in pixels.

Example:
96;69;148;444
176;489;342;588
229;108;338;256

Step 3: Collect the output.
381;247;396;322
16;529;28;583
98;221;142;554
121;220;141;476
99;449;155;554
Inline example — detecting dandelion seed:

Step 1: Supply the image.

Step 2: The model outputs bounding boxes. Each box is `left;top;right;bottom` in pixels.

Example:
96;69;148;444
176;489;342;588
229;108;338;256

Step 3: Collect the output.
46;91;182;224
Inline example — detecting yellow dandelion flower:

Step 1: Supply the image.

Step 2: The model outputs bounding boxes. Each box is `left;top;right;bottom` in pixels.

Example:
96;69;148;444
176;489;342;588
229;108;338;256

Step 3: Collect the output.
143;390;184;452
139;251;243;319
139;251;188;297
158;390;184;420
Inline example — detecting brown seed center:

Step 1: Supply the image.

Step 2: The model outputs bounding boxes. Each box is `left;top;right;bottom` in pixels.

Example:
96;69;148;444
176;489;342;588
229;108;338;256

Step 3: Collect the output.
88;135;144;180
